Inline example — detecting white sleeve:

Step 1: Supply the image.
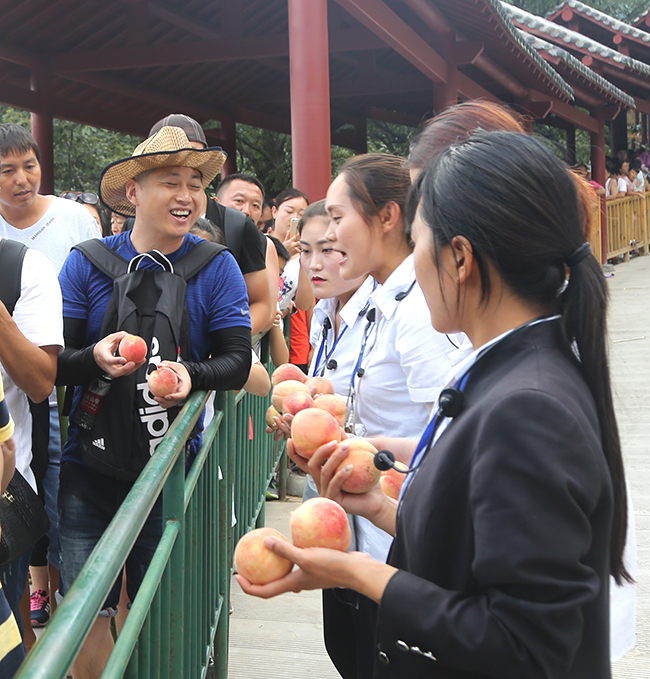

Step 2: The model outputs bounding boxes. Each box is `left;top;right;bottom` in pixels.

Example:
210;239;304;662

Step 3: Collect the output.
395;287;454;404
13;249;64;350
617;178;628;193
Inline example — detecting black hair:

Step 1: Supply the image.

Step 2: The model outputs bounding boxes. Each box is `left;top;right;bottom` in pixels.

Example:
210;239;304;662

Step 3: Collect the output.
0;123;40;162
605;158;618;176
631;157;642;172
216;173;265;199
268;235;290;263
410;130;629;584
191;217;225;245
297;199;327;235
275;187;308;209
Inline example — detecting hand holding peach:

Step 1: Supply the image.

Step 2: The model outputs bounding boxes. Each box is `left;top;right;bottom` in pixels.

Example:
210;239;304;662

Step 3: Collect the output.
118;334;148;363
234;527;293;585
147;366;179;397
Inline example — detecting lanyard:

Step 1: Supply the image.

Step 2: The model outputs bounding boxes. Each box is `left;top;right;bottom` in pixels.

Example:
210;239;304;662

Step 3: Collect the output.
314;323;349;377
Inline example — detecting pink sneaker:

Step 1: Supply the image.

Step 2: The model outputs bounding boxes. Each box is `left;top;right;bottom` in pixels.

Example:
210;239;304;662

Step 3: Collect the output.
30;589;50;627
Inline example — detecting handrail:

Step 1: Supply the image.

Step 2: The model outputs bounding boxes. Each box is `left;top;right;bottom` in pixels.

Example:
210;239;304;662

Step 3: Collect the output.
606;193;648;261
17;332;285;678
15;390;211;679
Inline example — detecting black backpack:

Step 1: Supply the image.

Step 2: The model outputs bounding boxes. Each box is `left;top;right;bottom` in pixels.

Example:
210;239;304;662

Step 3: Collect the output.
0;239;50;484
71;238;225;482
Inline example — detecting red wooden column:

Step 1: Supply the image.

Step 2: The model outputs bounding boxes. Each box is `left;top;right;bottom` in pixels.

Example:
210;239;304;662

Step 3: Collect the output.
590;108;607;263
219;117;237;179
30;71;54;195
288;0;331;201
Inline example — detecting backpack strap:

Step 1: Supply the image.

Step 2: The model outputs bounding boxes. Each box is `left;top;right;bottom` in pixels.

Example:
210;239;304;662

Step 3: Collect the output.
0;239;28;316
174;240;227;282
73;239;129;280
222;205;246;259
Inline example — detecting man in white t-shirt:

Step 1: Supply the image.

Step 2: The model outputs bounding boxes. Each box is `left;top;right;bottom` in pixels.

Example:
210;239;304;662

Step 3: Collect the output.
0;124;100;273
0;241;63;643
0;123;98;632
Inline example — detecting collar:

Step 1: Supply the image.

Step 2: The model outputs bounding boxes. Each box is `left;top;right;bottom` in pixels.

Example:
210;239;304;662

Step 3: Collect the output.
449;314;562;385
367;254;416;322
313;276;376;331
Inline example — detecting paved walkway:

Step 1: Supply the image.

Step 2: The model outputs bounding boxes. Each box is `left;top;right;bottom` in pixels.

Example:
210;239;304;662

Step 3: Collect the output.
229;255;650;679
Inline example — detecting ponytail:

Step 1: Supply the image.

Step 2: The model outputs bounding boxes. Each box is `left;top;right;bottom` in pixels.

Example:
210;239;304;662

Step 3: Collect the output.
414;131;630;583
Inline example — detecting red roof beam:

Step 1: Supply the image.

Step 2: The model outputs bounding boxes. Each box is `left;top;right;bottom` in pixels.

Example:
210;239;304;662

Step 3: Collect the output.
473;53;528;98
400;0;452;34
333;0;448;84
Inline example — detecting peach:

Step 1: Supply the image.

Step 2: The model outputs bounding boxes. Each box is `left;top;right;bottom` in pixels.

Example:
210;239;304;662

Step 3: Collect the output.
305;376;335;397
266;404;280;430
335;439;380;494
282;391;315;416
271;364;307;387
290;498;351;551
234;527;293;585
380;462;409;500
271;380;311;413
147;366;179;397
290;408;341;459
314;394;347;428
118;334;147;363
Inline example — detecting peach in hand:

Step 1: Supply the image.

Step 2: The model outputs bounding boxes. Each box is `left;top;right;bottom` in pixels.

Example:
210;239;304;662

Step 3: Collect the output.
118;334;147;363
147;366;179;398
314;394;347;428
271;364;307;387
282;391;315;416
335;439;380;494
290;408;341;458
266;404;281;430
380;462;409;500
305;376;335;397
234;527;293;585
290;497;351;551
271;380;311;413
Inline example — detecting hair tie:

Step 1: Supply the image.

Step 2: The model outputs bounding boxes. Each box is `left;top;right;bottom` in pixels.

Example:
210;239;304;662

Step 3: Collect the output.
564;242;591;267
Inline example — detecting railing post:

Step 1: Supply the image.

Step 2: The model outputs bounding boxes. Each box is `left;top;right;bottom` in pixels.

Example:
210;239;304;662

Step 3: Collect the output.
163;446;186;678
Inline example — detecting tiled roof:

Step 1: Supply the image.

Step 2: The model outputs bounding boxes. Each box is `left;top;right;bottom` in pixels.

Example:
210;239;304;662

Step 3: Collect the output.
548;1;650;44
518;30;635;106
502;2;650;80
631;10;649;27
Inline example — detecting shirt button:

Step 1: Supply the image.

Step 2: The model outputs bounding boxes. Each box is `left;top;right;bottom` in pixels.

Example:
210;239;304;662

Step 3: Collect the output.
378;651;390;665
396;640;409;652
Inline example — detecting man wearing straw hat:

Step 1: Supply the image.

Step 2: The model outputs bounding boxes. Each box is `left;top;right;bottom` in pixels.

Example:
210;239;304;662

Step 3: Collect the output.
55;126;252;679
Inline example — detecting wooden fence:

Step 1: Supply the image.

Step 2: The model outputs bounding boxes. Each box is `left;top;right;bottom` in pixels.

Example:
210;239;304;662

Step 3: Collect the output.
605;194;648;261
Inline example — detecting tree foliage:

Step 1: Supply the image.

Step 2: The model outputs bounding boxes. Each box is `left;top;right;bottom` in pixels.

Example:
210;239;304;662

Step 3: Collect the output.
0;106;142;196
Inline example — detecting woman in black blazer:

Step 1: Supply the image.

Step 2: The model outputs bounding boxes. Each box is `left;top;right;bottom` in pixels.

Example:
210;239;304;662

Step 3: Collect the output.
238;131;630;679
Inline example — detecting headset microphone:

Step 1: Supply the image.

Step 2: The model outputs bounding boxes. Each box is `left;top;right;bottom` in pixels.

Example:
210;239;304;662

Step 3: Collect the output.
326;359;338;370
438;387;464;418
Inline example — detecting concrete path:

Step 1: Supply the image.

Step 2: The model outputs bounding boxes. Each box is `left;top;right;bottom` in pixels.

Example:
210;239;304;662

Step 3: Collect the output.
229;255;650;678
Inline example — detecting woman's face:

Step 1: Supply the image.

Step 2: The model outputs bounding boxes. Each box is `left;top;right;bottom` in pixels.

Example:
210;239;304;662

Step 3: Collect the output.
300;217;366;300
620;161;630;176
325;174;381;281
411;208;460;334
111;212;126;234
273;197;308;237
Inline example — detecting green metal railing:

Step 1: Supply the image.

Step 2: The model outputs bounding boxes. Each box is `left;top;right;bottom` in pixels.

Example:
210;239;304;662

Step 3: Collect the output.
17;335;285;679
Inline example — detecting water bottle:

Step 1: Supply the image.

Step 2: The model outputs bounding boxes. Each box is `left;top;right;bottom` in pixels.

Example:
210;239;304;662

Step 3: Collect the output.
73;374;113;431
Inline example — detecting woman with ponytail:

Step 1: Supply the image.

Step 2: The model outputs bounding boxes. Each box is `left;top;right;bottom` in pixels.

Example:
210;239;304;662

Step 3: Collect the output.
240;130;628;679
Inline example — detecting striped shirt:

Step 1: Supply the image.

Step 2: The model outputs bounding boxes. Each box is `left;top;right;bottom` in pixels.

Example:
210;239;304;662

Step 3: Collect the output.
0;580;25;677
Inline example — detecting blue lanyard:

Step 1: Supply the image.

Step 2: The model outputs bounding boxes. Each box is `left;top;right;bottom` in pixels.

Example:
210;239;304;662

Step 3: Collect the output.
314;324;349;377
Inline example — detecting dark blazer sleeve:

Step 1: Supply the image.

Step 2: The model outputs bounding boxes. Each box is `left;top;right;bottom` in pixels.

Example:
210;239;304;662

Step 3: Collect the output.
376;389;610;679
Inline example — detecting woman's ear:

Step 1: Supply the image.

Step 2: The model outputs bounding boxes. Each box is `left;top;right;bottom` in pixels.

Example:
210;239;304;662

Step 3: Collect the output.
378;201;402;234
451;236;475;287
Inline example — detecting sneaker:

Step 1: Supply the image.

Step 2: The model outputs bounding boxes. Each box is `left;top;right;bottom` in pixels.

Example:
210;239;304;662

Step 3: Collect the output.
30;589;50;627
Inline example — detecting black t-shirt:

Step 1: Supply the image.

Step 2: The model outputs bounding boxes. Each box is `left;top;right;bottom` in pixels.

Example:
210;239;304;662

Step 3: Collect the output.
205;199;266;276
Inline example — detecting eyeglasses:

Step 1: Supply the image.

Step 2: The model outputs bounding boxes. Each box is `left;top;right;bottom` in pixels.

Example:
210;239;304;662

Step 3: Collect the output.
60;191;99;206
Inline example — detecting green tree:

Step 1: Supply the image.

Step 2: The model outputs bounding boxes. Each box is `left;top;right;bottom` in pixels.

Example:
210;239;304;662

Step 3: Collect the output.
0;106;141;196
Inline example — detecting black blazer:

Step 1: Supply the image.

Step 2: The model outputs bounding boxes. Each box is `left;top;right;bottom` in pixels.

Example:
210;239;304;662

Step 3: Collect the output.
374;320;613;679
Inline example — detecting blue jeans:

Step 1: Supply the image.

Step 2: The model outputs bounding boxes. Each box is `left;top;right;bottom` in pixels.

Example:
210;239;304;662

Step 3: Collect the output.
58;462;162;614
41;404;62;569
0;547;32;638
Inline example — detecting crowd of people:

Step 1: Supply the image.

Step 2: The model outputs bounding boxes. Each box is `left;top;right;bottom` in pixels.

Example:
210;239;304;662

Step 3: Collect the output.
0;101;637;679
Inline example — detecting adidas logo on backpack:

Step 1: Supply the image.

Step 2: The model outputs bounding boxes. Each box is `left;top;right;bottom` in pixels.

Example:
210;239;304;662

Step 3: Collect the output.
92;438;106;450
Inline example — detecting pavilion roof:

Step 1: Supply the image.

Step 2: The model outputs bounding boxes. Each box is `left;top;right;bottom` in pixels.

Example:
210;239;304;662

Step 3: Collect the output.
517;30;634;107
547;1;650;47
633;10;650;30
504;3;650;83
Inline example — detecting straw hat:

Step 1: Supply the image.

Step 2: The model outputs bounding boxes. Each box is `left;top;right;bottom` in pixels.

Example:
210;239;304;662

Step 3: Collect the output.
99;126;227;217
